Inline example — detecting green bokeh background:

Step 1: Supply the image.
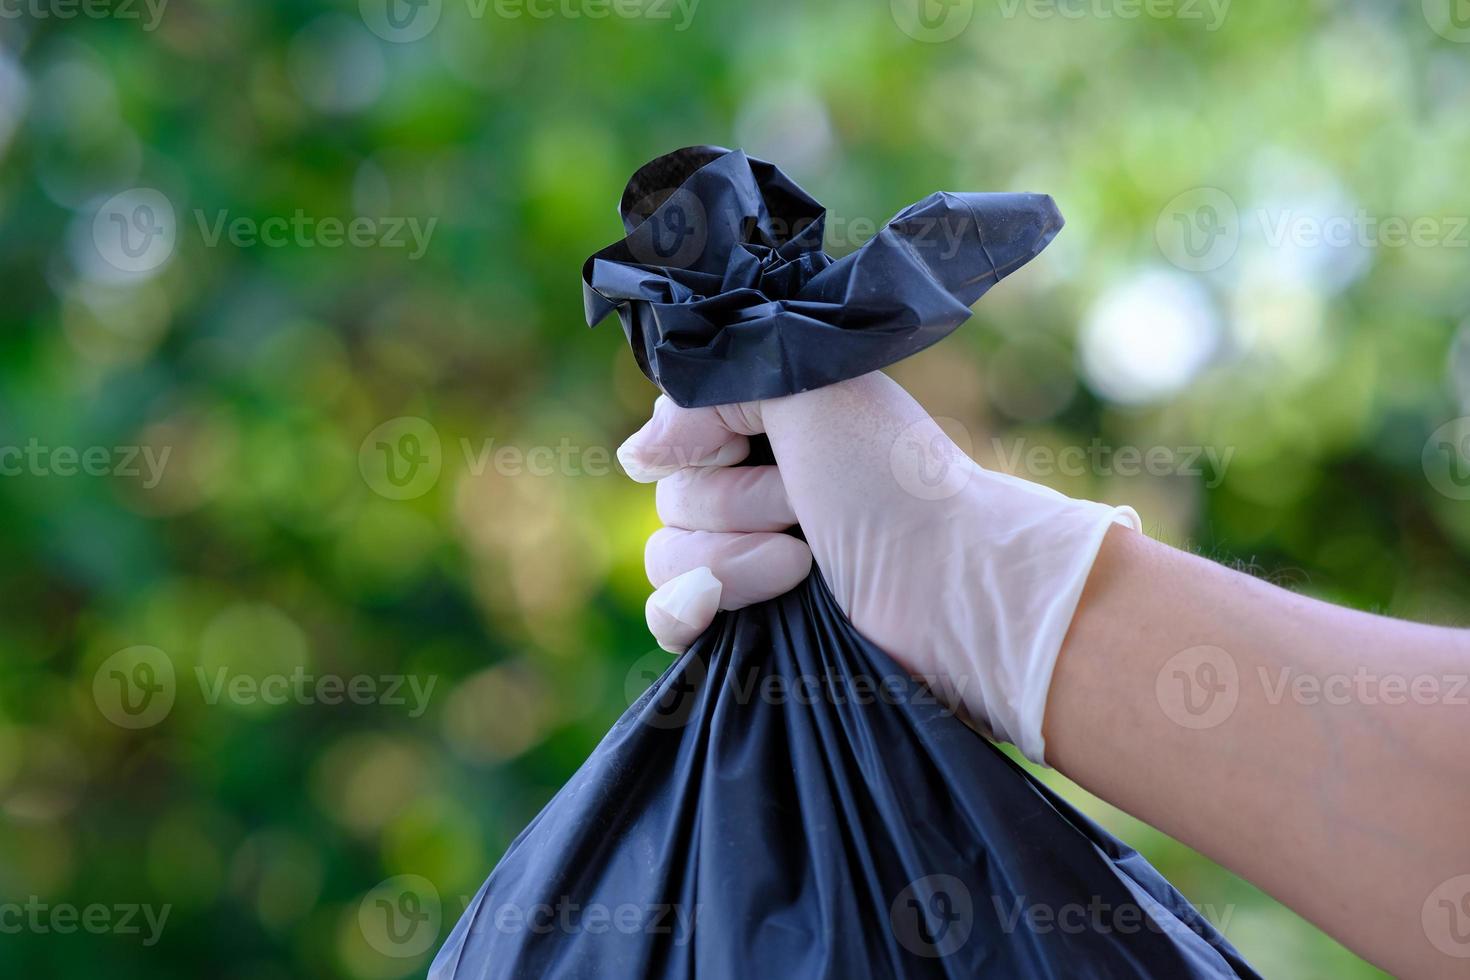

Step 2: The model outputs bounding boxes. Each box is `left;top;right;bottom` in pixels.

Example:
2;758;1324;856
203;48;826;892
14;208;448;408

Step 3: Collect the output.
2;0;1468;976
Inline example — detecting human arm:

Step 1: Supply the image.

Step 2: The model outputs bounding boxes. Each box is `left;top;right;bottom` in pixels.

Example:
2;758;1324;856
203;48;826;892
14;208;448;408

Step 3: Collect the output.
619;370;1470;976
1047;526;1470;979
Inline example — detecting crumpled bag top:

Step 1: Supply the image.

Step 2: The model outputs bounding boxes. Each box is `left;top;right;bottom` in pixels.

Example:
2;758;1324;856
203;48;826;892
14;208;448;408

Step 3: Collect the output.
582;145;1064;407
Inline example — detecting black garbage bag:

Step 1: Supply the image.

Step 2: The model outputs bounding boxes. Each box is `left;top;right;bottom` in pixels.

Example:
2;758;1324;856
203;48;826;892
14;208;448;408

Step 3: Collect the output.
431;147;1260;979
580;145;1067;408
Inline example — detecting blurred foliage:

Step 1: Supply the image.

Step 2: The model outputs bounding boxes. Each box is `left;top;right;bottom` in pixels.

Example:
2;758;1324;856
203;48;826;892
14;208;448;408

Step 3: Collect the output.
1;0;1467;976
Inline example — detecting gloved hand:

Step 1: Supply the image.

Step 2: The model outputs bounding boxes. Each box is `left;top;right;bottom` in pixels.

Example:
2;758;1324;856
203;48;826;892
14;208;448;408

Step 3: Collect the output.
618;371;1140;764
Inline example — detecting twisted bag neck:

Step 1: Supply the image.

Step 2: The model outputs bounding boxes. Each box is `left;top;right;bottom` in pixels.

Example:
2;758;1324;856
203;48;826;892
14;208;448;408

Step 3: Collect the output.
582;145;1065;407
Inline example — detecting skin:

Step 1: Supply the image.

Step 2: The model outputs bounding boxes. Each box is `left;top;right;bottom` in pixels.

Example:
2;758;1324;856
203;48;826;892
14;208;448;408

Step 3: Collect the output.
1046;526;1470;979
621;373;1470;976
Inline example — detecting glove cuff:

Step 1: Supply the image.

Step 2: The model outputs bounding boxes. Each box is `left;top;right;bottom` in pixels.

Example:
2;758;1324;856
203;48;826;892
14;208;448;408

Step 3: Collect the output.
977;499;1141;766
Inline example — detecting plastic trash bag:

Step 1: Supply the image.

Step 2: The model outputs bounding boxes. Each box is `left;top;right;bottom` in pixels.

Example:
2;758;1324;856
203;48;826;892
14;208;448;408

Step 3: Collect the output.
432;147;1260;979
580;145;1067;408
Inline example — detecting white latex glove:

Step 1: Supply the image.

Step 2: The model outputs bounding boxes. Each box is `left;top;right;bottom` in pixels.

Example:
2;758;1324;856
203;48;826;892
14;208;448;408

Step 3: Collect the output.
618;372;1140;765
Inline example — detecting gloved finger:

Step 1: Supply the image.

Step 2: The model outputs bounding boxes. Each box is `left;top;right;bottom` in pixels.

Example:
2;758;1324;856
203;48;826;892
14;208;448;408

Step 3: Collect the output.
617;395;765;483
645;527;812;609
656;465;797;532
645;566;723;654
759;371;975;518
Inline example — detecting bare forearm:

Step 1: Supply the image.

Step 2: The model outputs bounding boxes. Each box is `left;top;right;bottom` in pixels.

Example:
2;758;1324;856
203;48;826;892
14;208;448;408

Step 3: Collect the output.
1044;526;1470;978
